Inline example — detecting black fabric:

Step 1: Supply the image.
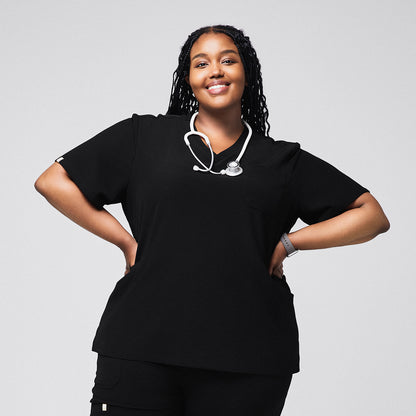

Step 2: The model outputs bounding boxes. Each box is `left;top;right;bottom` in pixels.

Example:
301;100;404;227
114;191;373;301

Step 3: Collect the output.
89;354;292;416
55;113;370;376
288;146;369;224
55;117;136;209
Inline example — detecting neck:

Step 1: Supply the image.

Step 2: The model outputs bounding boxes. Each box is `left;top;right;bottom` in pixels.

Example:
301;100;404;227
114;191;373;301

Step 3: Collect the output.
194;106;244;137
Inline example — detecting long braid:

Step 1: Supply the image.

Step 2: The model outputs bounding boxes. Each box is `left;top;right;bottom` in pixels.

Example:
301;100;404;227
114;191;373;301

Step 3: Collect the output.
166;25;271;137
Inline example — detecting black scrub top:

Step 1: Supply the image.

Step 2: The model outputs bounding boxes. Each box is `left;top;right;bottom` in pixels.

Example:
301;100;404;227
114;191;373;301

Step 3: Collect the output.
55;113;370;376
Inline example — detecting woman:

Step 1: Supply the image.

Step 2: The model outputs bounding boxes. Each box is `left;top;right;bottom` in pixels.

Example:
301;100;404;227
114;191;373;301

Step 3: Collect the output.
35;25;390;416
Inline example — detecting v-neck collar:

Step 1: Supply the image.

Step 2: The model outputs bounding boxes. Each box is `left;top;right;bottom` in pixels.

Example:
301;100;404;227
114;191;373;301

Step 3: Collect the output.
184;113;249;163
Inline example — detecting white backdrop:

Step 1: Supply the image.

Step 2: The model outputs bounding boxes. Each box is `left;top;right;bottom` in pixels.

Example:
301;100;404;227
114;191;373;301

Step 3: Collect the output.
2;0;415;415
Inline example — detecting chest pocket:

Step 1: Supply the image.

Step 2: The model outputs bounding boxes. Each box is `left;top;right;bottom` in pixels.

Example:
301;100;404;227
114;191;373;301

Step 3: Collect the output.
236;164;288;217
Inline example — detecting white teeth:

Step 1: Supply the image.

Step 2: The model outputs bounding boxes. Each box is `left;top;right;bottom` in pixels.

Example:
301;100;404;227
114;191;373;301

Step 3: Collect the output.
208;84;228;90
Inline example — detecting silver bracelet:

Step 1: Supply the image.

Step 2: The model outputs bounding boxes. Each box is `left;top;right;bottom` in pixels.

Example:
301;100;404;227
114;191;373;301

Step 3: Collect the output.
280;233;299;257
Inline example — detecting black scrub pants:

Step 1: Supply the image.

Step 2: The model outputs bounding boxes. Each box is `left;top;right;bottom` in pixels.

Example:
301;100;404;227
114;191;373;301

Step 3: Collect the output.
90;354;293;416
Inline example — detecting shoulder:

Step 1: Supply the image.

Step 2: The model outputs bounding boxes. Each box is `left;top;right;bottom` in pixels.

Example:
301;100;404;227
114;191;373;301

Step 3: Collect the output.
250;130;301;163
131;113;189;130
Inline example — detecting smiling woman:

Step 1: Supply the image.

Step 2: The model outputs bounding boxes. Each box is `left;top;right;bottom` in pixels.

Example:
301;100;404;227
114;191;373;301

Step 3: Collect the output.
185;33;248;150
167;25;271;137
35;24;390;416
187;36;246;102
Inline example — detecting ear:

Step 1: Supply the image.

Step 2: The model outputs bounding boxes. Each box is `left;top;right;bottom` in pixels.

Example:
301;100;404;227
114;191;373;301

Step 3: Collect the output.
185;75;189;85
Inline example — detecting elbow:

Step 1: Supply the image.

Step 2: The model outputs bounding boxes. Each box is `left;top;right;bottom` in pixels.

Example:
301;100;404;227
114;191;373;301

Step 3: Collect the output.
358;216;390;244
34;175;47;195
379;216;390;234
362;195;390;235
34;172;55;196
371;211;390;236
34;162;67;196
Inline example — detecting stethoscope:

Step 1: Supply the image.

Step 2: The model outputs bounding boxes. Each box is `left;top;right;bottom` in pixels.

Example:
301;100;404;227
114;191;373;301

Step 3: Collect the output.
183;112;252;176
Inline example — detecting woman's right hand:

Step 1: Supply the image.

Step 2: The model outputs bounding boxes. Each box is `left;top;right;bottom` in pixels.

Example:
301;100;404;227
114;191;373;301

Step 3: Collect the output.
123;239;139;275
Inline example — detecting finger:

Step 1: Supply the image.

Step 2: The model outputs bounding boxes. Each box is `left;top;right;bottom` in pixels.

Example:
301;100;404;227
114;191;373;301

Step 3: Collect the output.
269;261;284;277
271;268;281;279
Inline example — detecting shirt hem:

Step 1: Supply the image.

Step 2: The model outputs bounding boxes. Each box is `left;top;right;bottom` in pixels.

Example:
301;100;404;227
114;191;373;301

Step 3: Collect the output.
91;345;300;377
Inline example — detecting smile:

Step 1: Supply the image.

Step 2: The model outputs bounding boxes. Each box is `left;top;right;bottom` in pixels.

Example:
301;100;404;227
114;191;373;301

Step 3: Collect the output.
207;84;229;90
206;84;230;94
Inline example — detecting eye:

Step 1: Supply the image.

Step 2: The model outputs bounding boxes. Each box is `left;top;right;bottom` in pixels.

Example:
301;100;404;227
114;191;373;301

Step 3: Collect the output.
195;62;207;68
222;59;235;64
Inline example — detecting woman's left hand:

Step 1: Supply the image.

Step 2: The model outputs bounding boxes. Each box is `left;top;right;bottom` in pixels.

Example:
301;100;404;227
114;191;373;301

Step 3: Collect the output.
122;239;139;276
268;240;287;279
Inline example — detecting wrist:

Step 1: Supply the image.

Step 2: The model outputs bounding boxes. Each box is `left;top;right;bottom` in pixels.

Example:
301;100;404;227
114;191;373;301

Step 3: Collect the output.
117;234;136;253
280;232;298;257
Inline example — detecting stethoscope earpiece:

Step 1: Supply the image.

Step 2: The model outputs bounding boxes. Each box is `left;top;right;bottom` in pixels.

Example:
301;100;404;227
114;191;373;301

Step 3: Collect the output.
183;112;252;177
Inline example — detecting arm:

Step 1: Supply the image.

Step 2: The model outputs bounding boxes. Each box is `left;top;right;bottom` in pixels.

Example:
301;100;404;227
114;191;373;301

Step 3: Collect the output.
269;192;390;276
34;162;138;273
289;191;390;249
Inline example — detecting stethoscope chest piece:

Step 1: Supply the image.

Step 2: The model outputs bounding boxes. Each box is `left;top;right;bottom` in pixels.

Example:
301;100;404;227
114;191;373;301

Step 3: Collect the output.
223;160;243;176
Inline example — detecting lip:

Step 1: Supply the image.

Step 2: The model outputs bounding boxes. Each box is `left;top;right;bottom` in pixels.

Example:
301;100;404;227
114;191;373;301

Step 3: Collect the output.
206;85;229;95
206;81;231;95
206;80;231;89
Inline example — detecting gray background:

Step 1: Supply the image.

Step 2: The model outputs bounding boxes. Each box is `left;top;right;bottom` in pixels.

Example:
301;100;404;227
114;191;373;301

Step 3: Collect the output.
2;0;415;415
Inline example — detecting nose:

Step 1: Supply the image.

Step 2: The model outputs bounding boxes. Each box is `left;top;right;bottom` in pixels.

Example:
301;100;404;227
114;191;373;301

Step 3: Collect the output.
209;61;224;78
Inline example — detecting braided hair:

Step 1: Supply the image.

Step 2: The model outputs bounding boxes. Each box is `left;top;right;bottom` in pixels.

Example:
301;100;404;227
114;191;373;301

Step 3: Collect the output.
166;25;271;137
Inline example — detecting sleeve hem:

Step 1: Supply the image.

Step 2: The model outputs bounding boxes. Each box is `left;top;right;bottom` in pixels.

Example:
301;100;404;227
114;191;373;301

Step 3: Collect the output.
338;187;370;212
56;159;104;210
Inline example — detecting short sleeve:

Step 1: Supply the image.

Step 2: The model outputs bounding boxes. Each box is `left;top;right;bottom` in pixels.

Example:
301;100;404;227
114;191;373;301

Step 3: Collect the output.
288;143;370;225
54;116;136;209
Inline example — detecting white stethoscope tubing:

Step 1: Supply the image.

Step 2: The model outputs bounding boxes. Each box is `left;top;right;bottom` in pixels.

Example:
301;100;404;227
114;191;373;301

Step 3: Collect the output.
183;112;252;176
183;130;215;172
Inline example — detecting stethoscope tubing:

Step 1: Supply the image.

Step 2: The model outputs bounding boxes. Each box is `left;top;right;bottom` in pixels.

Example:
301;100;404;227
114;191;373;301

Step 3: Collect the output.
183;112;253;176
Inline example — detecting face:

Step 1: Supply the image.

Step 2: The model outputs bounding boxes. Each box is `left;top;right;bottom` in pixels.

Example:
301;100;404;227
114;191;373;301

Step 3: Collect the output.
185;32;247;113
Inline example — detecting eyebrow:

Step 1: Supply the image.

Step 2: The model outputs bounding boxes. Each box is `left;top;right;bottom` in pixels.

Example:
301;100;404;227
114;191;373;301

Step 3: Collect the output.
191;49;239;61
